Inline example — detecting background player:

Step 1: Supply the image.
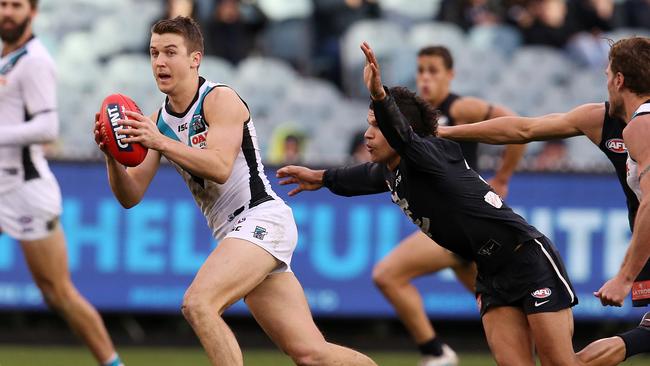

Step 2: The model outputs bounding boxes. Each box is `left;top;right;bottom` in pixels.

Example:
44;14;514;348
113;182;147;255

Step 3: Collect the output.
438;36;650;364
371;45;525;365
94;16;376;366
0;1;122;365
278;41;650;366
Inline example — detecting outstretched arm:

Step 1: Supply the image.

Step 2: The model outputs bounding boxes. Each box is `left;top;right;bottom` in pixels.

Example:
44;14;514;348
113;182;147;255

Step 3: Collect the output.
278;163;388;197
438;103;607;145
596;114;650;306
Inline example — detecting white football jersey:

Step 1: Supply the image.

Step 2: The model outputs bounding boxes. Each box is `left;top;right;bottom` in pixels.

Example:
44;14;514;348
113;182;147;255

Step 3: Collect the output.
626;102;650;201
0;37;56;193
156;78;280;239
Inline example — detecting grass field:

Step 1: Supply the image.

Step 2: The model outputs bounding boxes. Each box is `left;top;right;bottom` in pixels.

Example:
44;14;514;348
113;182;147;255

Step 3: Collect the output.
1;346;649;366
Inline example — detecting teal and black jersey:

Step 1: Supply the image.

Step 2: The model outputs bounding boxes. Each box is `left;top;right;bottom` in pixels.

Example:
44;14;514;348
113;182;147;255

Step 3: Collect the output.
156;77;278;239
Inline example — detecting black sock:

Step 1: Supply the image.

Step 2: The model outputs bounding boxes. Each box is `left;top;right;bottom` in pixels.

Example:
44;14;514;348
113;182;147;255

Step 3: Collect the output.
619;326;650;359
418;337;444;357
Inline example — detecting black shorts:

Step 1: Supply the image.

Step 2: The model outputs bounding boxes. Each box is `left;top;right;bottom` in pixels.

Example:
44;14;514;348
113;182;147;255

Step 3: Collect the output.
633;260;650;307
476;236;578;316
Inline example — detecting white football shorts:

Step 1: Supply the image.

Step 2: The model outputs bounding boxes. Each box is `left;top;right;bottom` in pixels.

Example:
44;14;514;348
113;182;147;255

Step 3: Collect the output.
223;200;297;274
0;176;62;241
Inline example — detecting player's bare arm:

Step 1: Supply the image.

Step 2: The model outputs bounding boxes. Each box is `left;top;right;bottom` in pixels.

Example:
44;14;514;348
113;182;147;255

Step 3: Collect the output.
596;115;650;306
452;98;526;197
120;87;247;184
438;103;606;145
94;112;162;208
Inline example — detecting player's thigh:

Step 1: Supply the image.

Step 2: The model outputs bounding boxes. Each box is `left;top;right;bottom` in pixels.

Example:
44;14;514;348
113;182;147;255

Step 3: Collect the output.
451;260;477;292
245;272;326;352
20;227;71;286
527;308;581;366
374;231;464;282
184;237;280;311
482;306;535;366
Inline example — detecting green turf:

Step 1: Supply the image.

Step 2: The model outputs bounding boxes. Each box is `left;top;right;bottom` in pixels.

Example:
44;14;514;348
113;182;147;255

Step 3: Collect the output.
0;346;648;365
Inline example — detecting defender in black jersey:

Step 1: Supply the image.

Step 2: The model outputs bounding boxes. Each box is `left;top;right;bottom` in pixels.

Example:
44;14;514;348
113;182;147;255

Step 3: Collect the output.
370;46;525;365
279;42;649;365
439;36;650;364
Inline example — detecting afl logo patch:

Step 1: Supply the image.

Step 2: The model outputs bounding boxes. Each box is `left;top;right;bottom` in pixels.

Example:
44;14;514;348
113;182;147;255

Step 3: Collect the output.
606;138;627;153
532;288;552;299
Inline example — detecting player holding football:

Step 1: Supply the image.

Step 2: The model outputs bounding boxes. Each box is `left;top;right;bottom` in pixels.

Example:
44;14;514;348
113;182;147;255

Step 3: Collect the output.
278;41;650;365
439;36;650;365
94;16;375;366
0;1;122;365
371;45;525;366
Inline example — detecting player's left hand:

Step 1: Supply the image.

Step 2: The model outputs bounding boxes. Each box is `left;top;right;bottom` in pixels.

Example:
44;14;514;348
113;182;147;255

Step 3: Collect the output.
360;42;386;101
488;177;509;198
594;274;633;307
118;110;166;151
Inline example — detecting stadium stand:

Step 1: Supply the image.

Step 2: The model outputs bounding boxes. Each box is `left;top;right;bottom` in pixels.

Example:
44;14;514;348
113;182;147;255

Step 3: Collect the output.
32;0;648;171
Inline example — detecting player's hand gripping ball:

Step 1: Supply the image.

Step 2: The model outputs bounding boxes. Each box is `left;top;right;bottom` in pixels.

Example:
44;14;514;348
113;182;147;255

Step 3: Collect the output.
97;94;148;167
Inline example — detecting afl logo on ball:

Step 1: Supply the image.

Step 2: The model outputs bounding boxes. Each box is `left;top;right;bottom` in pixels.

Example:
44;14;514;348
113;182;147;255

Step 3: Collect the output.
606;138;627;153
532;288;552;299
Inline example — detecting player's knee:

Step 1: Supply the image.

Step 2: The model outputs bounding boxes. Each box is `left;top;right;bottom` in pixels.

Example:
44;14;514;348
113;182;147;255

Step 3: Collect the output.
181;287;227;324
36;277;74;310
181;289;209;323
372;261;397;291
284;342;327;366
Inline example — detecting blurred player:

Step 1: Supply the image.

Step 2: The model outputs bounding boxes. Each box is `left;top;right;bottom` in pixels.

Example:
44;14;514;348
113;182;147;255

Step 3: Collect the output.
0;1;122;365
371;46;525;366
436;36;650;364
278;41;650;365
94;16;376;366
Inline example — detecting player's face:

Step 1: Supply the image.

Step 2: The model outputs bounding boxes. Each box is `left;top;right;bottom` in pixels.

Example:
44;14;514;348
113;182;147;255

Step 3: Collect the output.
416;55;453;104
364;109;398;164
0;0;34;44
150;33;200;94
606;62;624;119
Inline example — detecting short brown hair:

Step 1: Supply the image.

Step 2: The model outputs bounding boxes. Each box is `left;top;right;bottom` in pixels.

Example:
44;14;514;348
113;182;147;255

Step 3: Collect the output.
151;16;204;54
417;46;454;70
29;0;38;8
609;37;650;96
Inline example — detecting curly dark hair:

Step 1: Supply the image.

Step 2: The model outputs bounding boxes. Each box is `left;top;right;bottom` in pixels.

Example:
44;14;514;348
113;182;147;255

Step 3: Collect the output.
371;86;439;137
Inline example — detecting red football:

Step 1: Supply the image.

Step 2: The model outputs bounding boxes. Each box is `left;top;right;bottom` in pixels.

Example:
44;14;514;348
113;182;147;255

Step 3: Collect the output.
98;93;148;167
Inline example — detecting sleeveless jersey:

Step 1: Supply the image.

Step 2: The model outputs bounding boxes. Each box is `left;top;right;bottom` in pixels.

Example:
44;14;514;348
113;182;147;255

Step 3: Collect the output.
0;37;56;193
599;102;642;230
436;93;479;171
156;77;279;239
626;101;650;203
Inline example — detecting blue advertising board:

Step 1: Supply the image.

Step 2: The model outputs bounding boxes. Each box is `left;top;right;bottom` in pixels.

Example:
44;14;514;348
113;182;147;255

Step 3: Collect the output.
0;163;646;320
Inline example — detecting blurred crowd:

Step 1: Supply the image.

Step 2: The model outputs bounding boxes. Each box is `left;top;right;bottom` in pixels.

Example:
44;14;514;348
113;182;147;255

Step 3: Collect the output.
33;0;649;171
163;0;649;83
149;0;649;170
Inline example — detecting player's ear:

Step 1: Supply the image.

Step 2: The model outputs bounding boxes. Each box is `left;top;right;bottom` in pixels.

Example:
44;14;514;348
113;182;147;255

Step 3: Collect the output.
191;51;202;69
615;72;625;91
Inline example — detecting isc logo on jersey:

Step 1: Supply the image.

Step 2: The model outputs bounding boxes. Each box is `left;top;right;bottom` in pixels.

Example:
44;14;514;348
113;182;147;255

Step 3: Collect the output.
606;138;626;153
106;103;132;151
